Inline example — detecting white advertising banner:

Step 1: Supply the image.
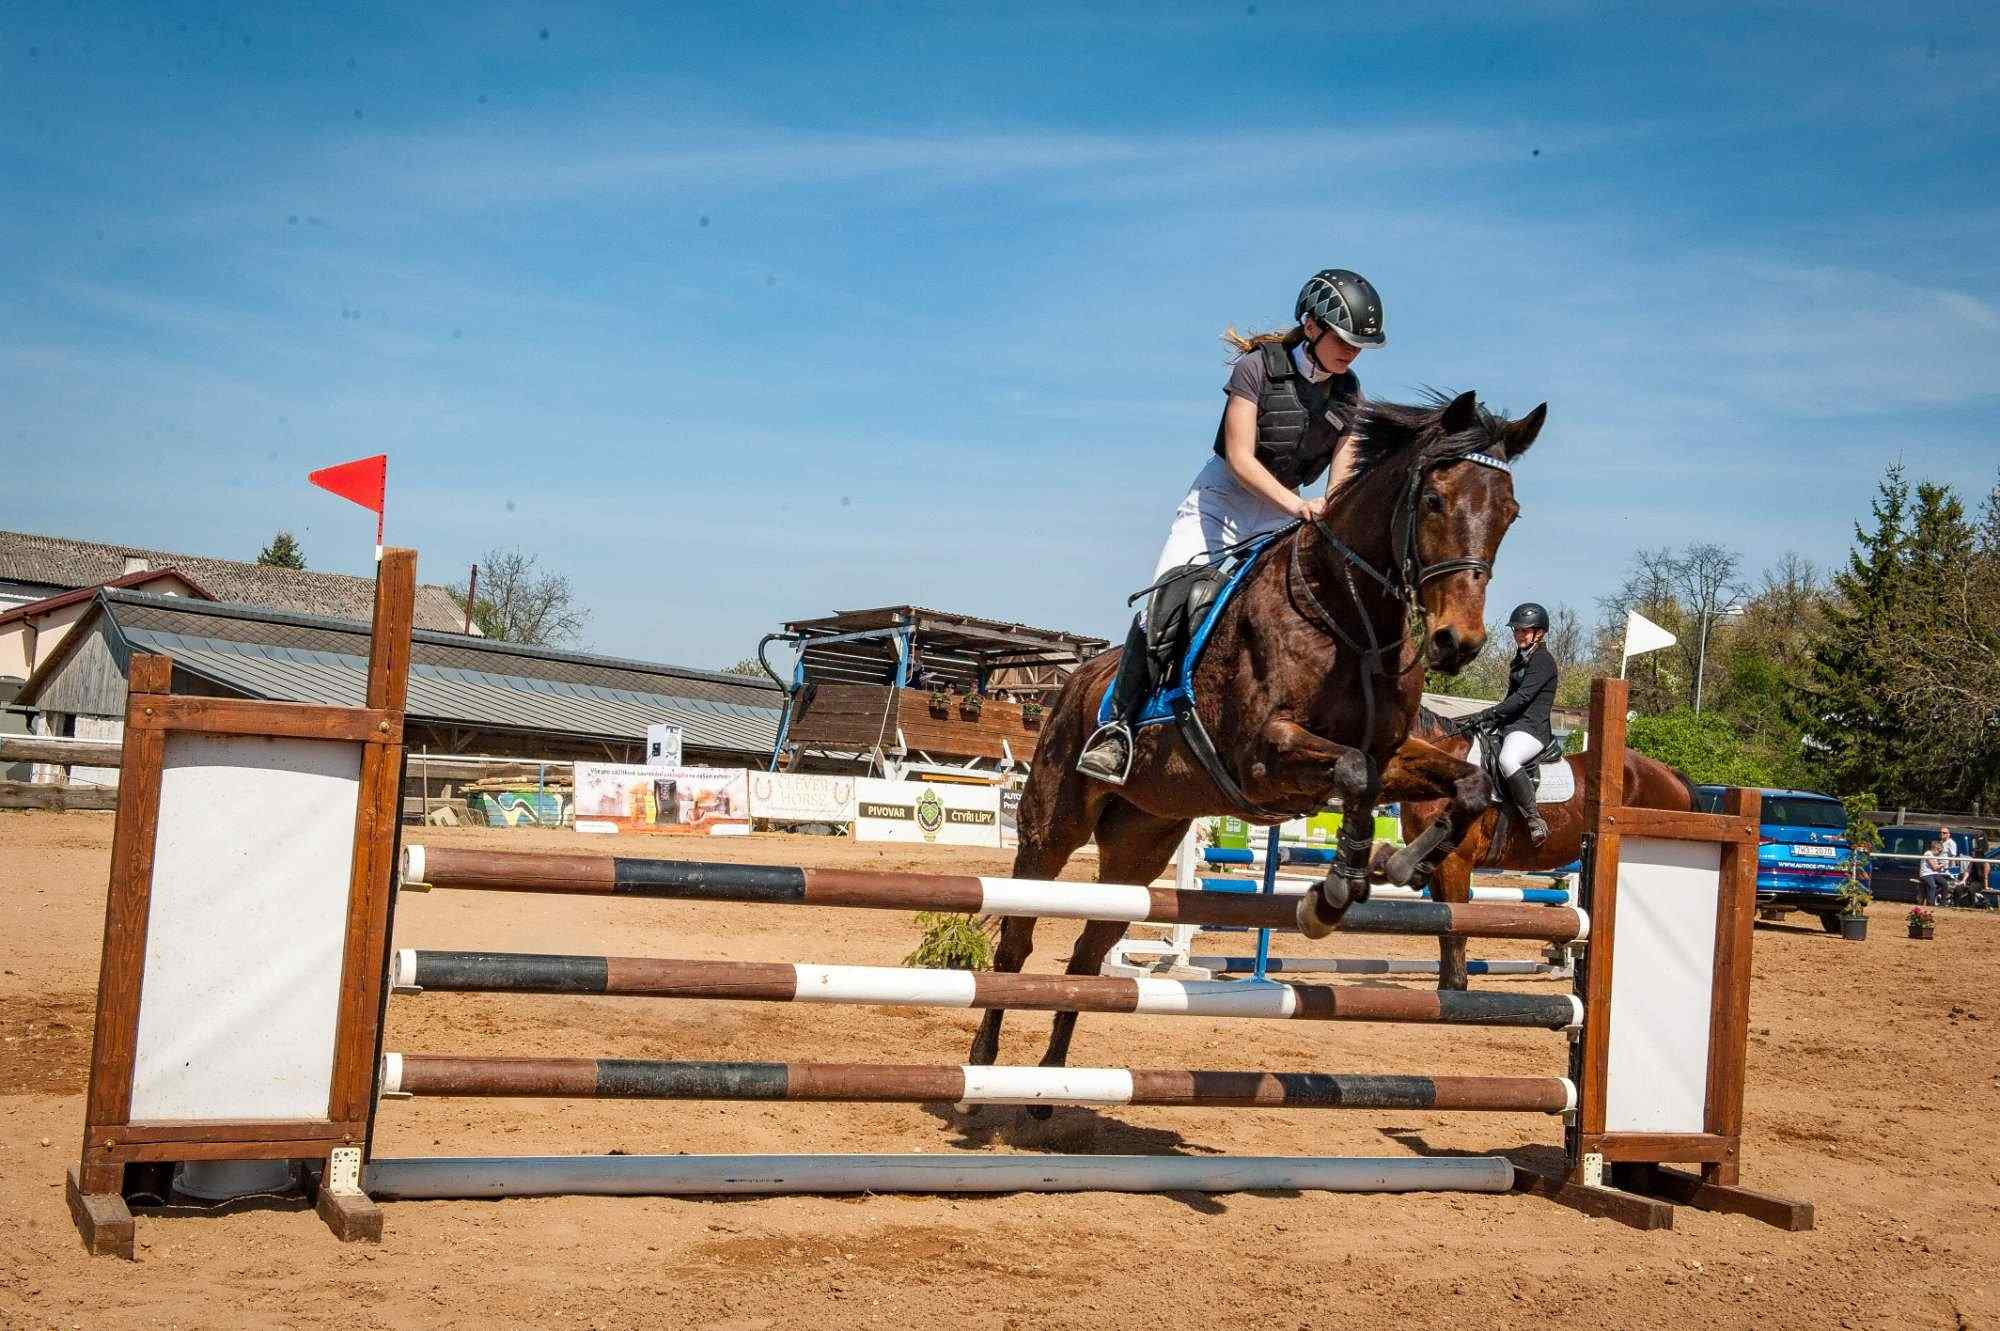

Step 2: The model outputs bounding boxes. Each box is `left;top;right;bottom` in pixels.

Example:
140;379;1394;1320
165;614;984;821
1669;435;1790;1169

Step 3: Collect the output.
749;771;859;825
572;763;749;835
855;778;1002;848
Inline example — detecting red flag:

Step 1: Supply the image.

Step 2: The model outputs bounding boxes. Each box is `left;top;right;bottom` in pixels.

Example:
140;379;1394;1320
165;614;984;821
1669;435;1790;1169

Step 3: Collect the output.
308;454;387;555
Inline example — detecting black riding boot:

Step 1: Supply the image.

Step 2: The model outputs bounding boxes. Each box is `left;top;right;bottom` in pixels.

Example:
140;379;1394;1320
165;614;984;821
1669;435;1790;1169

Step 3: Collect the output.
1077;619;1152;785
1503;768;1549;847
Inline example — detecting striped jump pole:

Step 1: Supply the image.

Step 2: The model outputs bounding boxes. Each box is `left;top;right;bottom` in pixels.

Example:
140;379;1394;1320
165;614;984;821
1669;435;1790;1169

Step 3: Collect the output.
392;950;1585;1029
1196;876;1571;906
1186;956;1561;978
380;1054;1579;1113
401;846;1589;943
365;1153;1517;1200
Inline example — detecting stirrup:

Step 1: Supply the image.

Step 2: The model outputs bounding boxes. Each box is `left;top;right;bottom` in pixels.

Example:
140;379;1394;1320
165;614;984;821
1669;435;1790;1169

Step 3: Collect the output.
1076;722;1135;786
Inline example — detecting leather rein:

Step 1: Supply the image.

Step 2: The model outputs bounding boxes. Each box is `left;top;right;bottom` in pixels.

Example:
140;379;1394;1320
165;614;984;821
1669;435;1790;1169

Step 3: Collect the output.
1286;445;1515;747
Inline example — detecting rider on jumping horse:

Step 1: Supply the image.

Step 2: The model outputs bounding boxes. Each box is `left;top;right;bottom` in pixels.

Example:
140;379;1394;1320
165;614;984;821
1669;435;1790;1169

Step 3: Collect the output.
1452;603;1559;847
1077;268;1387;785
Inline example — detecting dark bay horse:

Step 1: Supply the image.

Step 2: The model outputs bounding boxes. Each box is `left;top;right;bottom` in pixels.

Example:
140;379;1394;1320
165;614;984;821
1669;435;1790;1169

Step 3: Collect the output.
1399;708;1700;989
968;391;1546;1072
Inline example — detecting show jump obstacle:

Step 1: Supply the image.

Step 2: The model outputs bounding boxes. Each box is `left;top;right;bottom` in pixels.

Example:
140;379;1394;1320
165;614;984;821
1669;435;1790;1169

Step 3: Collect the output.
65;550;1812;1256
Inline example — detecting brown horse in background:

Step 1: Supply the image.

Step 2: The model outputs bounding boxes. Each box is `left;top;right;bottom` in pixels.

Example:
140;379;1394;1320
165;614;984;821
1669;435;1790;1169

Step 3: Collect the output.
968;391;1547;1077
1398;708;1700;989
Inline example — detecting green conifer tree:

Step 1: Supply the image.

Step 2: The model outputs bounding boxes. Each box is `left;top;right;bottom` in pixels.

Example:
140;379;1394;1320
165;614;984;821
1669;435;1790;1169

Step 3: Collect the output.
1790;465;1907;798
257;531;307;569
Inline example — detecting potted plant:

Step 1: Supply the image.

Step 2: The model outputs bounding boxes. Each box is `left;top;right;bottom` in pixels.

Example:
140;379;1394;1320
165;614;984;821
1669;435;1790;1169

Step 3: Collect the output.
959;690;983;719
1906;906;1936;940
1835;880;1870;941
1834;794;1879;942
927;684;951;718
1021;699;1044;726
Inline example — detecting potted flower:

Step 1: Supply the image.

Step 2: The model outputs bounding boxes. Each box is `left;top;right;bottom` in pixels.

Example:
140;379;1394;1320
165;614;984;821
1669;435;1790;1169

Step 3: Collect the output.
927;685;951;718
959;689;983;720
1906;906;1936;940
1835;880;1870;941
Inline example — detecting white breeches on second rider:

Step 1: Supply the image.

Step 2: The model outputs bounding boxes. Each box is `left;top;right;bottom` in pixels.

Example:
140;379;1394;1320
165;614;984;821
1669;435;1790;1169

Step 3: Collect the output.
1466;729;1545;777
1149;455;1300;590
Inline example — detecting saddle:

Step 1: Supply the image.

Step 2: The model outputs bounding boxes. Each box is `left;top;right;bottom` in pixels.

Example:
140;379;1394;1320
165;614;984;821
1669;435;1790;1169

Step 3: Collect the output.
1468;720;1564;866
1098;535;1279;734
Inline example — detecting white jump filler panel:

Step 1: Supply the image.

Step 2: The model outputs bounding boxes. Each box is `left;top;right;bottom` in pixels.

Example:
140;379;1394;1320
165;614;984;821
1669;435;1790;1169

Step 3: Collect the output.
1603;835;1723;1134
129;732;364;1122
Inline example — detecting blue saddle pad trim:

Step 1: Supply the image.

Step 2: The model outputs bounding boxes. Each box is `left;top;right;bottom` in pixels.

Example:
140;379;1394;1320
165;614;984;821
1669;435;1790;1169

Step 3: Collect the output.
1097;536;1278;731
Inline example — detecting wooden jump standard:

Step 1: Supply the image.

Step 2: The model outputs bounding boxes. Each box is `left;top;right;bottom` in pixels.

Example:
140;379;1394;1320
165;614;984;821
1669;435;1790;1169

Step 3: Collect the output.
401;844;1588;941
67;578;1813;1255
391;949;1583;1028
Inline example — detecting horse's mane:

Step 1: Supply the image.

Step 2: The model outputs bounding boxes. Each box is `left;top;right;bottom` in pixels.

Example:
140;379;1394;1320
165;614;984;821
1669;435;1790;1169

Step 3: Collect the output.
1331;389;1513;506
1414;706;1458;739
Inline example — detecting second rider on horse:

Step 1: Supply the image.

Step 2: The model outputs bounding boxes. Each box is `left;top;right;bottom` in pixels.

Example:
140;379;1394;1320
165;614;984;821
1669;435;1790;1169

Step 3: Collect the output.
1077;267;1387;784
1454;602;1559;846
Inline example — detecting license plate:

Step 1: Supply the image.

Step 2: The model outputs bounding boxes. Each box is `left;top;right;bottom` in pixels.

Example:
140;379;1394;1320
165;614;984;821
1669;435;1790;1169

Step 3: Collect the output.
1791;845;1837;859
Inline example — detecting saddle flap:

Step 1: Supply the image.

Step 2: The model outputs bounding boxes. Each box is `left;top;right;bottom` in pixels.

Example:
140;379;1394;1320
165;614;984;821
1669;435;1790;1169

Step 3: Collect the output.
1145;561;1232;680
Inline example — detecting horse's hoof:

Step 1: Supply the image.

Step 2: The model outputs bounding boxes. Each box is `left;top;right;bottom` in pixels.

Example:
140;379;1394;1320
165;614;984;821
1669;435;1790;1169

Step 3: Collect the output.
1296;889;1341;940
1384;845;1426;886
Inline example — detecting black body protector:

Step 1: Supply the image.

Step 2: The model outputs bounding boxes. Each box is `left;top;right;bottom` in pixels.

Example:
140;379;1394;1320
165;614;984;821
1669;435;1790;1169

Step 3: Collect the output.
1211;342;1353;491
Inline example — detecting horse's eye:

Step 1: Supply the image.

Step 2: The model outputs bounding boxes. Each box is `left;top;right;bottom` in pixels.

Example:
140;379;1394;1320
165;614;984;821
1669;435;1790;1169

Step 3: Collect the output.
1423;491;1445;514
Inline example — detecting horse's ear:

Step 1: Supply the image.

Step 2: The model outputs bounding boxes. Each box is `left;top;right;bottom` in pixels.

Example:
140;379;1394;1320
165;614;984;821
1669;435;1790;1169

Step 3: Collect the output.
1440;390;1480;436
1504;403;1548;459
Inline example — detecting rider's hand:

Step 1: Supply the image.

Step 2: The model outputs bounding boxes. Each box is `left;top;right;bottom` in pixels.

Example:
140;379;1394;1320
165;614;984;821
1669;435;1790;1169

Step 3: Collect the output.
1293;495;1329;522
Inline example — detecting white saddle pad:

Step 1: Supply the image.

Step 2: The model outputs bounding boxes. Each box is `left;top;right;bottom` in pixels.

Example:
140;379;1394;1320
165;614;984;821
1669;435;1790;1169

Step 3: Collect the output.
1533;760;1575;805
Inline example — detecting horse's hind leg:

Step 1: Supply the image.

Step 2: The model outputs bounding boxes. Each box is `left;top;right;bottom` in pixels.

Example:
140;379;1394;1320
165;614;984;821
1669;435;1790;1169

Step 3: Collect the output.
966;765;1105;1068
1431;851;1474;992
1027;804;1189;1118
968;915;1037;1067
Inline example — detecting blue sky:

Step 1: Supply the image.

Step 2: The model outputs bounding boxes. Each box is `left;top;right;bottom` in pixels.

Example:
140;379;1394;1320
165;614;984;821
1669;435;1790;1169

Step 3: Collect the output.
4;2;1995;666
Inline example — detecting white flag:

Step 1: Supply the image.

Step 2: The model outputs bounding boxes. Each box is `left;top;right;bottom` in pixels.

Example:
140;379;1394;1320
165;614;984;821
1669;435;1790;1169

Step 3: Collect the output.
1620;610;1677;677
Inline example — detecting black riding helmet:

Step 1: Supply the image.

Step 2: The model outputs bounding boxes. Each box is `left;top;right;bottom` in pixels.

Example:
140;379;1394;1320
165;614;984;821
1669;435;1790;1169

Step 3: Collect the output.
1507;603;1550;631
1295;269;1386;349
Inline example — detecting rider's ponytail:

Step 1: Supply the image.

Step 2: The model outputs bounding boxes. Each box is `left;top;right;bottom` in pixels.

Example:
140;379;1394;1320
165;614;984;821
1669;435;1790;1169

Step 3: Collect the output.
1220;324;1301;356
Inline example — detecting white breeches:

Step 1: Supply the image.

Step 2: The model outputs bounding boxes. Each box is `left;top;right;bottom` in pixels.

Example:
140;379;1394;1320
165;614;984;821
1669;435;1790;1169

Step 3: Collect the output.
1150;456;1298;584
1466;729;1544;777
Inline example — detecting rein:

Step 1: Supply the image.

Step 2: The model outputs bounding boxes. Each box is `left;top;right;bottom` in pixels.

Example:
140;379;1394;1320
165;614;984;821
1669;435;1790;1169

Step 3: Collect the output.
1285;444;1513;754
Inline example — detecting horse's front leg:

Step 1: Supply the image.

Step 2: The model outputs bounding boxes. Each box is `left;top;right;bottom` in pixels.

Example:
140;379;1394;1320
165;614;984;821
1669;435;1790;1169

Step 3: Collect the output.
1379;737;1491;885
1258;720;1379;939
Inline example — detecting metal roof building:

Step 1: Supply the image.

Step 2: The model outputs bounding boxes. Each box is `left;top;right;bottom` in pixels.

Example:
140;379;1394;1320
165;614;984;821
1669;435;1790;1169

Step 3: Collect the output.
17;589;783;765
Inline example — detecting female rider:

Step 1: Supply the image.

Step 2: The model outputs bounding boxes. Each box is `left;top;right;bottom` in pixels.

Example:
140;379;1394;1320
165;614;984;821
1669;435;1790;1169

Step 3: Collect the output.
1454;603;1559;846
1076;268;1386;784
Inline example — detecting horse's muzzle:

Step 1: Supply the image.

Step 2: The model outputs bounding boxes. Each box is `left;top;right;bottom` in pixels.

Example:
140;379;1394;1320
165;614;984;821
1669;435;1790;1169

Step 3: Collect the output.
1427;625;1485;675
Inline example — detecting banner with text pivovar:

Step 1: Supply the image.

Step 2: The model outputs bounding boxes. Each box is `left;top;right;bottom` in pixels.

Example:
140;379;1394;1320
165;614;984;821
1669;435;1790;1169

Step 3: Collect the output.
854;778;1002;847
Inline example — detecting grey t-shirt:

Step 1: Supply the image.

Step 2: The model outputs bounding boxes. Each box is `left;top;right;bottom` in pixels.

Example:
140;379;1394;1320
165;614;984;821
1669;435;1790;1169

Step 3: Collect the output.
1211;345;1364;490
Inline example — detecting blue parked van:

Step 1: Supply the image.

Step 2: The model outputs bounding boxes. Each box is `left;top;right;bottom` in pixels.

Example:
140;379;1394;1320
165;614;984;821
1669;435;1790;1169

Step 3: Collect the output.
1694;786;1855;931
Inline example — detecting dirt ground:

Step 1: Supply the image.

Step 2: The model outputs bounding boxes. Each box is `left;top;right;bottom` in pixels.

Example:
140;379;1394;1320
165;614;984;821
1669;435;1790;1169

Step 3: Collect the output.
4;812;1997;1330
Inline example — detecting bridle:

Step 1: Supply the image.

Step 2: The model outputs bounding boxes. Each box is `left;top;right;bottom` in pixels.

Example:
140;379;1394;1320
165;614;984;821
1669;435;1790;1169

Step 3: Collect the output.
1287;443;1514;752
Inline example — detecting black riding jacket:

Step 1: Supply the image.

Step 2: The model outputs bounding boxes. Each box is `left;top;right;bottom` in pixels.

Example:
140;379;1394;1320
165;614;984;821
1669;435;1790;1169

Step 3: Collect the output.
1472;644;1558;745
